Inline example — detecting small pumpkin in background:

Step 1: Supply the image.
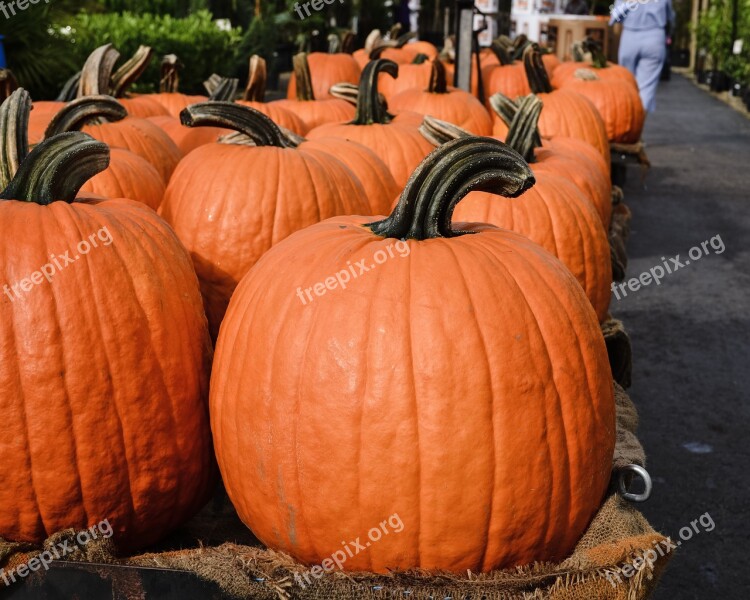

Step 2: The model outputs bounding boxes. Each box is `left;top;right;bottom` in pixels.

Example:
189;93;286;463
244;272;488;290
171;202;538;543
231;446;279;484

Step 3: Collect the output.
236;55;309;135
0;89;215;552
376;52;433;100
522;45;611;170
85;44;170;118
389;59;492;135
148;75;238;155
558;69;645;144
286;51;361;101
551;38;637;88
274;53;355;130
159;103;372;339
146;54;208;117
210;136;615;573
45;95;182;184
489;93;611;226
292;131;400;216
308;60;434;188
481;41;531;106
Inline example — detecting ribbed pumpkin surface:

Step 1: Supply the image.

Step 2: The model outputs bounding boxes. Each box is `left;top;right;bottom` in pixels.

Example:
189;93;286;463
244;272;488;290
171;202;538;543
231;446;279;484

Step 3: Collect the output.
0;197;215;551
210;215;615;573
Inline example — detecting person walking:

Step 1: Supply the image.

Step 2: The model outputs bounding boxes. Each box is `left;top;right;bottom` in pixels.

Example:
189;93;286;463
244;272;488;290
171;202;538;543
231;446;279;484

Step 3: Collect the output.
610;0;675;112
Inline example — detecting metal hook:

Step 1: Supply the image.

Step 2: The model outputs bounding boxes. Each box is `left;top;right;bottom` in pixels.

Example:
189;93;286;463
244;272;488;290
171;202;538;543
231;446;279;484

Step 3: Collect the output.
617;464;652;502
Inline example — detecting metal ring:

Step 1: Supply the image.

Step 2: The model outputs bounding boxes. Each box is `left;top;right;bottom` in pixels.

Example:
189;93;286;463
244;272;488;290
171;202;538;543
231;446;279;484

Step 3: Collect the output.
617;464;652;502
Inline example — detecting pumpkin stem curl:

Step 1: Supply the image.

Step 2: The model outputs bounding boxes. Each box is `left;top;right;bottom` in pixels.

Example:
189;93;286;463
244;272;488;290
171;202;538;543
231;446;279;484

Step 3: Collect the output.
0;88;31;189
44;96;128;138
505;95;543;163
367;137;535;240
244;55;267;102
352;59;398;126
523;45;553;94
180;102;292;148
292;53;315;102
428;59;448;94
0;132;109;205
160;54;181;93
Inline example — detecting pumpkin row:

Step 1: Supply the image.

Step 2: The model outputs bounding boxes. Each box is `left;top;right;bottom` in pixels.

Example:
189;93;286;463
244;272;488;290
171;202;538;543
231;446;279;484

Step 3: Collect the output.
0;34;627;574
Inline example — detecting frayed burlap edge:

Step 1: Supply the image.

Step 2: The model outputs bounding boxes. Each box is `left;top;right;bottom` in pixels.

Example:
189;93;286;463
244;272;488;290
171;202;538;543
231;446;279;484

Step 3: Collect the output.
0;385;669;599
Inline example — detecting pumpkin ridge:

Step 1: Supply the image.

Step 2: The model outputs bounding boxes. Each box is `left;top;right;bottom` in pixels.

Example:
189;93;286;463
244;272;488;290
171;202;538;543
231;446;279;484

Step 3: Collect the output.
444;240;497;570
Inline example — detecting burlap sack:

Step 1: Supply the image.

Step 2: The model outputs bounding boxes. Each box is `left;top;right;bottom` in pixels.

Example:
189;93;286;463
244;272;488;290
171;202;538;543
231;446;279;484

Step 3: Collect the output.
0;384;669;600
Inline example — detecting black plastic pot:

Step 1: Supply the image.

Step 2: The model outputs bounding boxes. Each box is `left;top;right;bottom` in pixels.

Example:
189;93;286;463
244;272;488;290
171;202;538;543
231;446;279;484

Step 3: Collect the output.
730;80;745;97
709;71;731;92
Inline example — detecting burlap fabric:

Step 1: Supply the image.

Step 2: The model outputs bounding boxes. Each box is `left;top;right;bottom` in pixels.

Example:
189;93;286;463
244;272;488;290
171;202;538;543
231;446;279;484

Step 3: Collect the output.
0;383;669;599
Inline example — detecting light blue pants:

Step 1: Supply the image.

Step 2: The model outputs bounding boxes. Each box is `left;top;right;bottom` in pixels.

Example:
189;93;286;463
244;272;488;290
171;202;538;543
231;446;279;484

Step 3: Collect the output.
618;28;666;112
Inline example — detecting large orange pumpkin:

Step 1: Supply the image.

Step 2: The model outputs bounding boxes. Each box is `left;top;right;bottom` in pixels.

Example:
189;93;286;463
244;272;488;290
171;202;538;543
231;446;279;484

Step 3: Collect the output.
45;95;182;184
308;60;434;188
159;102;372;339
0;90;215;551
210;136;615;573
389;59;493;135
274;53;356;130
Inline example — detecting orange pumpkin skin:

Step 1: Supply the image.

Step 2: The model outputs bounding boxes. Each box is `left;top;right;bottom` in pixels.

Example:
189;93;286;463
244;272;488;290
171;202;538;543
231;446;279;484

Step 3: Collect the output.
309;114;433;189
159;104;372;339
273;98;355;131
118;95;171;118
235;100;309;135
82;117;183;183
28;101;65;144
210;141;615;572
453;172;612;322
378;62;433;100
551;61;636;89
542;53;561;77
287;53;362;100
147;115;229;156
535;89;611;170
80;147;165;210
148;92;208;118
482;62;531;106
301;137;400;215
559;77;645;143
390;87;493;135
0;196;215;552
533;138;612;226
398;40;439;62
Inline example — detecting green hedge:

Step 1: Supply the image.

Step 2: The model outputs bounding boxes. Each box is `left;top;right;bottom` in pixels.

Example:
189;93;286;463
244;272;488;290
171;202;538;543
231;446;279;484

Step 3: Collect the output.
56;10;242;94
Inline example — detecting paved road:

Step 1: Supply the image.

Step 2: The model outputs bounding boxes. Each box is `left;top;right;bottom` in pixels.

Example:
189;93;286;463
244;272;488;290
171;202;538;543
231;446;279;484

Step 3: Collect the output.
615;74;750;598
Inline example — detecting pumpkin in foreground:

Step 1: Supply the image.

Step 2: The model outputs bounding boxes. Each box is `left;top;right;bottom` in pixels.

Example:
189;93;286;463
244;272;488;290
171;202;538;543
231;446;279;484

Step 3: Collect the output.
210;137;616;573
0;90;216;551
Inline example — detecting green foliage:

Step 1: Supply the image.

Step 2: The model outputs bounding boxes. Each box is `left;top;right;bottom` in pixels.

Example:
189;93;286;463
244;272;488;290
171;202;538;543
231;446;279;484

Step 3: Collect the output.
0;0;91;99
102;0;209;17
695;0;735;70
55;10;242;94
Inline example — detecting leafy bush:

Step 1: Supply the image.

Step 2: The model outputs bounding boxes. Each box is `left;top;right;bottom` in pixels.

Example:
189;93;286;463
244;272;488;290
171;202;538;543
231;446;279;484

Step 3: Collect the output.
0;0;89;99
55;10;242;94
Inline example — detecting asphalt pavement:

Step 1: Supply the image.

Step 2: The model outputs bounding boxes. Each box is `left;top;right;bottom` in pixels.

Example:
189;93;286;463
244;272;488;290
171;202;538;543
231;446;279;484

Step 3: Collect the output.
614;73;750;598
